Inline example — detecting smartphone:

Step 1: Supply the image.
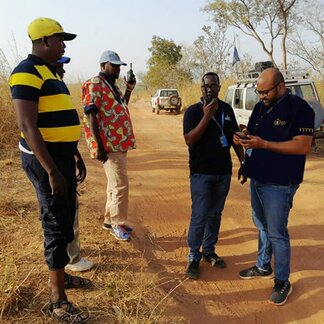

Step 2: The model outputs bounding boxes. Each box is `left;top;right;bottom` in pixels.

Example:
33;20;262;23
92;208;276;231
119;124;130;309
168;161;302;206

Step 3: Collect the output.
231;130;248;139
205;97;214;104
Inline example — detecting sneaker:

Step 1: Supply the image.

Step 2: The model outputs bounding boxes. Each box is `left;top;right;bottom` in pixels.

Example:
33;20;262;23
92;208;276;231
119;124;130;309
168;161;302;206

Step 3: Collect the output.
239;265;273;279
186;260;200;280
65;258;94;272
111;225;130;241
202;253;226;268
102;223;133;232
270;279;293;305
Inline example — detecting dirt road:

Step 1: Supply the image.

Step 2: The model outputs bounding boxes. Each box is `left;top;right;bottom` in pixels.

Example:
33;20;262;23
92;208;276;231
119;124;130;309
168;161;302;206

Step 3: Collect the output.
85;98;324;323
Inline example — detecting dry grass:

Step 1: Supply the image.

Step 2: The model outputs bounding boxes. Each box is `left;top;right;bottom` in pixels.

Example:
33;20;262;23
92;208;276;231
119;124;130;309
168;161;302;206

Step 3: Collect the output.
0;156;178;323
1;64;323;322
0;84;19;159
315;80;324;103
0;78;177;322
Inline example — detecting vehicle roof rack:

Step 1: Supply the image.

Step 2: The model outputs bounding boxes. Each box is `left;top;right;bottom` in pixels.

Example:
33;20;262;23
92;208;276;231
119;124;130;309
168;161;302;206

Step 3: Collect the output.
281;69;309;80
237;71;260;82
237;69;310;83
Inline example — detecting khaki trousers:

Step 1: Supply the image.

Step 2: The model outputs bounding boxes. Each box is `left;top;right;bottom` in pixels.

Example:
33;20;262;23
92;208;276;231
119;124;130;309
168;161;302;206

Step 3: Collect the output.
67;196;81;264
103;151;129;225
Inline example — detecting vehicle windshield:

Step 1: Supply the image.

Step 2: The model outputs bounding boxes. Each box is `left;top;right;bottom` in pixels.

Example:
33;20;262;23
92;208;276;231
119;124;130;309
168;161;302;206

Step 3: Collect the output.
286;84;318;102
160;90;178;97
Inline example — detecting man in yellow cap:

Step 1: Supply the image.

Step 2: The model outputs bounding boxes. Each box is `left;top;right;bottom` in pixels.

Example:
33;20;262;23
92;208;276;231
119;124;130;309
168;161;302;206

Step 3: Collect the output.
9;17;89;323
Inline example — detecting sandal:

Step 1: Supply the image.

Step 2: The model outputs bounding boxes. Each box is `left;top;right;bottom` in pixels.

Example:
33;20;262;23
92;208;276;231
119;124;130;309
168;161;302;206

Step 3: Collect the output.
47;300;89;323
64;273;92;289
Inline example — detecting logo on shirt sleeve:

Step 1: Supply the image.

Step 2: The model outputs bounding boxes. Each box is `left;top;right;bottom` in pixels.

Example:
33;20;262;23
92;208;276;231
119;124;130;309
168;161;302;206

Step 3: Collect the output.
299;127;314;133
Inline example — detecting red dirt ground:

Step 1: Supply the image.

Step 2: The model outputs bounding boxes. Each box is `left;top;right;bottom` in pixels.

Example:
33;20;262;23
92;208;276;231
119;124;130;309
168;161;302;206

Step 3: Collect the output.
82;98;324;323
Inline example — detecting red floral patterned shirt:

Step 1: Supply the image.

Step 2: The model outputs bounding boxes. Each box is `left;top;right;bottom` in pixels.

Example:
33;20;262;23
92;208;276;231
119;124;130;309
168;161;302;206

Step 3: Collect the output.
82;75;136;158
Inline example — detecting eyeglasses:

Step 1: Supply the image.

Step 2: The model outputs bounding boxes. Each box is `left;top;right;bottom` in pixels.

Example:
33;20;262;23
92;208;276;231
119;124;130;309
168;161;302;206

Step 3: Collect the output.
254;82;281;96
201;84;220;90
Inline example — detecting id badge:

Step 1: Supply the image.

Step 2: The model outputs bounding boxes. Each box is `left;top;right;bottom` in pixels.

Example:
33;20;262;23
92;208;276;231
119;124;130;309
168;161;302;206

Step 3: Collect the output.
219;135;228;148
246;148;253;157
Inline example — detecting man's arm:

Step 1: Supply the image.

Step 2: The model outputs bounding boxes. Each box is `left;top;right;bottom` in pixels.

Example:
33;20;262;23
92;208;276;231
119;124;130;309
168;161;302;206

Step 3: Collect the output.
13;99;67;196
87;110;109;163
239;135;313;155
184;100;218;146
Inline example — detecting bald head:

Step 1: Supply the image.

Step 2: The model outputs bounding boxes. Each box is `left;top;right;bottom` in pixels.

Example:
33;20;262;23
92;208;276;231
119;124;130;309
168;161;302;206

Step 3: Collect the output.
258;68;284;86
256;68;286;106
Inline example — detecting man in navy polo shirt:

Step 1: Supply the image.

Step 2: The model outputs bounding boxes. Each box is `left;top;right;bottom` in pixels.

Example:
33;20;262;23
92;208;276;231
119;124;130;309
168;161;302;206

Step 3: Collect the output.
234;68;314;306
183;72;246;280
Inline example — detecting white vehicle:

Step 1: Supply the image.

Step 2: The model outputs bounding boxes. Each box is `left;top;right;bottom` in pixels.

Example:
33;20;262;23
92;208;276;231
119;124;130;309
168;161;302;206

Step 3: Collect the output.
151;89;182;115
224;64;324;137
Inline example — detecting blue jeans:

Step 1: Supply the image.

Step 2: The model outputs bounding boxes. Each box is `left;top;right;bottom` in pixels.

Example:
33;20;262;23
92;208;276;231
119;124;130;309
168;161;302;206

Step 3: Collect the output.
250;179;298;281
188;173;231;262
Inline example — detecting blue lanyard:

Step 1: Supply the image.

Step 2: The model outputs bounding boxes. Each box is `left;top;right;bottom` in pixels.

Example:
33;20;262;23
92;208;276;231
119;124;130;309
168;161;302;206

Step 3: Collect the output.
212;111;224;135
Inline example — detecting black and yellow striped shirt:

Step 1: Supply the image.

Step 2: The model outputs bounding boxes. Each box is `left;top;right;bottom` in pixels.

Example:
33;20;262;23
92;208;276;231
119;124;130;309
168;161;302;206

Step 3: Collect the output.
9;54;80;156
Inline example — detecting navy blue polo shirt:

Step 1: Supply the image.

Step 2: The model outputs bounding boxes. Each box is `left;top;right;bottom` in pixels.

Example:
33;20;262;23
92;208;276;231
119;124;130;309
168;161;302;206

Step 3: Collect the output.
244;93;314;185
183;99;239;175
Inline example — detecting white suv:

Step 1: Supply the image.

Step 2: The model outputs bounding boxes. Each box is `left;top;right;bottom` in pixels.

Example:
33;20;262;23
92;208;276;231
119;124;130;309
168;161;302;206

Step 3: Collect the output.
224;68;324;136
151;89;182;115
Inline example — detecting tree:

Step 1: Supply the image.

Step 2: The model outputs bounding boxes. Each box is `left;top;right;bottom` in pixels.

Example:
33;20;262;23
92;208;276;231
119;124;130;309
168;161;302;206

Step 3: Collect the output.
287;1;324;77
192;25;232;79
148;36;182;68
146;36;191;88
178;45;201;82
277;0;297;70
203;0;298;69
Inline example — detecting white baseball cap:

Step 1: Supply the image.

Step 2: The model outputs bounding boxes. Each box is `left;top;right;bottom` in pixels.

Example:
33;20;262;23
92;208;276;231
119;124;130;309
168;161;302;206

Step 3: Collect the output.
99;50;127;65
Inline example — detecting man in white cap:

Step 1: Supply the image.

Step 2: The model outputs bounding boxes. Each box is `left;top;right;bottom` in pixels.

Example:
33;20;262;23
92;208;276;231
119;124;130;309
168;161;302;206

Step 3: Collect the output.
9;17;89;323
82;50;136;241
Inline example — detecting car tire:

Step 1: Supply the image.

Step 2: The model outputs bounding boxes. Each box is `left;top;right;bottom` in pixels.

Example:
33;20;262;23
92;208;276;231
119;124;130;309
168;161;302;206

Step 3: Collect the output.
169;95;180;106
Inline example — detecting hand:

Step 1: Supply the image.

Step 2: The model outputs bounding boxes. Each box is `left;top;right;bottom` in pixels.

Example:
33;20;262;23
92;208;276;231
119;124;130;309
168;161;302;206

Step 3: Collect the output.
124;76;136;91
96;145;109;163
76;157;86;183
239;135;267;150
238;164;247;185
233;131;249;145
48;170;68;197
203;98;218;117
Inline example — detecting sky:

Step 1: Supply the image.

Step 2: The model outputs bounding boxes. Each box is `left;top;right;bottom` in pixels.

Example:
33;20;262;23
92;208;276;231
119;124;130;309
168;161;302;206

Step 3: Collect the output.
1;0;321;82
0;0;216;81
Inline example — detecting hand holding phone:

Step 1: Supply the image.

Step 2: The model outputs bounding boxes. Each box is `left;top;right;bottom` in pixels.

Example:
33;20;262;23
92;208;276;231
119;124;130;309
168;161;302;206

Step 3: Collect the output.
235;132;249;139
126;63;136;83
231;130;249;140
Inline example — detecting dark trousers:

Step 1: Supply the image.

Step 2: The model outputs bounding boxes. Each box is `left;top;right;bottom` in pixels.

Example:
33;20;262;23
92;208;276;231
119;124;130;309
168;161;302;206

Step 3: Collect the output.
22;152;76;270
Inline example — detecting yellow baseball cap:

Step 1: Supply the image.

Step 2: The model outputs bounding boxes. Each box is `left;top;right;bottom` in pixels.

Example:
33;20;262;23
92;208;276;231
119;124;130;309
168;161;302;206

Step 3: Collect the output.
27;17;76;41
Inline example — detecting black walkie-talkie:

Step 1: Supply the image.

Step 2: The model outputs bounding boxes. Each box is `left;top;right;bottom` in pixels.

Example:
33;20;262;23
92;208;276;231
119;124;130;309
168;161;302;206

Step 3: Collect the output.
126;63;136;83
202;77;213;104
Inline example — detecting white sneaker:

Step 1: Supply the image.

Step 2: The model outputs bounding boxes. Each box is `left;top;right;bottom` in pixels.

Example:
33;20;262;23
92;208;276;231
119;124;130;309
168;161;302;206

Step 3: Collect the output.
65;258;93;272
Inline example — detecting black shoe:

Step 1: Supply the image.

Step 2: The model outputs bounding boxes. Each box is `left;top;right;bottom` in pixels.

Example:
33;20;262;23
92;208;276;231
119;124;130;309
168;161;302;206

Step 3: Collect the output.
270;279;292;305
202;253;226;268
186;261;200;280
239;265;273;279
